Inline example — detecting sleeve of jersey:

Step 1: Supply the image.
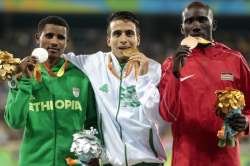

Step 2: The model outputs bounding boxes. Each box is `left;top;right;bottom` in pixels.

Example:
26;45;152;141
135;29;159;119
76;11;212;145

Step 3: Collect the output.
159;58;180;123
135;59;165;124
239;55;250;135
64;52;100;76
84;82;99;138
4;77;32;129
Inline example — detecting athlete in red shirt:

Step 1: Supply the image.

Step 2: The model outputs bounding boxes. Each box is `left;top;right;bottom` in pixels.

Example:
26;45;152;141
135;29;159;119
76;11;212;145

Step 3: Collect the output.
160;2;250;166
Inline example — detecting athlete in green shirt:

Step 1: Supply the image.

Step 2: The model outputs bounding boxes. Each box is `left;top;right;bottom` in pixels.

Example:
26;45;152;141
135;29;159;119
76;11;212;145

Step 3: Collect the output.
4;16;98;166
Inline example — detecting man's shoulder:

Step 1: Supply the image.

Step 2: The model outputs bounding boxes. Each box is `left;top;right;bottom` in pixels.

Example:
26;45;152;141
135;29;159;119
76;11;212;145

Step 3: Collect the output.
66;63;91;81
66;51;106;57
148;57;160;67
65;51;109;66
215;42;242;56
161;56;173;71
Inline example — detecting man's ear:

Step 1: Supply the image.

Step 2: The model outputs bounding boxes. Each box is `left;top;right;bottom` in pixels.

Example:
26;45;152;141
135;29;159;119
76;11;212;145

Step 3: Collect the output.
212;19;217;31
35;33;40;45
137;34;140;46
107;36;111;47
181;24;185;35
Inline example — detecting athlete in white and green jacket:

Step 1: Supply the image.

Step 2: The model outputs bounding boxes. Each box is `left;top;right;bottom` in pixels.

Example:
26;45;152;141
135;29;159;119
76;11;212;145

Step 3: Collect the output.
64;11;166;166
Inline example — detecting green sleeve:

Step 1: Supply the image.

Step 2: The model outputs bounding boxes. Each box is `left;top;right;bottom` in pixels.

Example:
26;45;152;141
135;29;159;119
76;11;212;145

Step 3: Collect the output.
4;77;32;129
84;82;102;140
84;82;97;130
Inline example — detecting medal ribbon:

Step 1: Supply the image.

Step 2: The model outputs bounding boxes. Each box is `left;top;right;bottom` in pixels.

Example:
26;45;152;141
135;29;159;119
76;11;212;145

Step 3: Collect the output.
108;56;120;79
44;59;68;77
33;59;68;81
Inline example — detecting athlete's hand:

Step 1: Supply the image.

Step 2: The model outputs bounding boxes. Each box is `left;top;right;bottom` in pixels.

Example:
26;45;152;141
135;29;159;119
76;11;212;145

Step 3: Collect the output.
87;158;99;166
228;114;249;132
128;52;149;76
172;45;191;78
17;56;38;78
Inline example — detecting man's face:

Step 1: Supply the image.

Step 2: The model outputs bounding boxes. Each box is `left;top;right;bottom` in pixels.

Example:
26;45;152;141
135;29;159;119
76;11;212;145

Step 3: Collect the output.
107;20;140;61
182;7;213;41
36;24;67;59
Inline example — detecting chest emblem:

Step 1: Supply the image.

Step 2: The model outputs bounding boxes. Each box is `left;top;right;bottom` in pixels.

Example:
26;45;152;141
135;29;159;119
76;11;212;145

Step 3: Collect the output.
120;85;141;108
72;87;80;97
99;84;109;93
221;72;234;81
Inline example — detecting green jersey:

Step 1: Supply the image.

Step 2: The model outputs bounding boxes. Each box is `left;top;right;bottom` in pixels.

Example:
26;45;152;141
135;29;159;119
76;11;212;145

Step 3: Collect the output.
5;58;97;166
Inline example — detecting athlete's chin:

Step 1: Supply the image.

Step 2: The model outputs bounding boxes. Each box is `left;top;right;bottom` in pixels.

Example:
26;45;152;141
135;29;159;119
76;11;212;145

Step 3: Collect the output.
48;52;62;60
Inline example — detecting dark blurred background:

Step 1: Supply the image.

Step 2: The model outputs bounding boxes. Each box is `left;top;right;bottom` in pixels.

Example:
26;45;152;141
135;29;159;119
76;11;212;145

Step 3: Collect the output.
0;0;249;165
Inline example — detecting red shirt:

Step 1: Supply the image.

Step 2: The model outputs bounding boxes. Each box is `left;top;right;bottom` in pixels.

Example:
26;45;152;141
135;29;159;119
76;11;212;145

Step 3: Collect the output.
160;42;250;166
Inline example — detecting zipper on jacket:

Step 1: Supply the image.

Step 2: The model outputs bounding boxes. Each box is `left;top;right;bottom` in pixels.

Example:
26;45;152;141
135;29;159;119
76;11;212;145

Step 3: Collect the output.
115;64;125;139
115;63;131;165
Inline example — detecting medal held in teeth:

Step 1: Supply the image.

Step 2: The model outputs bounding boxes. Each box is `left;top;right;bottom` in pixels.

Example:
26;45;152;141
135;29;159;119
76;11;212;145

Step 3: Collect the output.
180;36;212;50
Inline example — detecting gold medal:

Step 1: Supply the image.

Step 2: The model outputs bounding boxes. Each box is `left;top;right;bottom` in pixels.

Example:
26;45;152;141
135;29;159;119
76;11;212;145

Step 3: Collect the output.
181;36;198;49
122;48;138;58
196;37;211;45
181;36;212;50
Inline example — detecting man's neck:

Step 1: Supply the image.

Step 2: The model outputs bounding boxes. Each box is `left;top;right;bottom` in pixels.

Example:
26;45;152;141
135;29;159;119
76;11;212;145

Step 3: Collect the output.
113;54;128;64
46;57;61;68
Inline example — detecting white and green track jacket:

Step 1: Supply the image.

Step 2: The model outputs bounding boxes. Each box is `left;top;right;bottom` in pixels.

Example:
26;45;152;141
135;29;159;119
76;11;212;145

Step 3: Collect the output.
65;51;166;166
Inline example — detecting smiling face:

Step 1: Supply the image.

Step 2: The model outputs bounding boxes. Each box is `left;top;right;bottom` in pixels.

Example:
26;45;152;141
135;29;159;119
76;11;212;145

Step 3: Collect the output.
181;6;214;41
36;24;67;61
107;19;140;62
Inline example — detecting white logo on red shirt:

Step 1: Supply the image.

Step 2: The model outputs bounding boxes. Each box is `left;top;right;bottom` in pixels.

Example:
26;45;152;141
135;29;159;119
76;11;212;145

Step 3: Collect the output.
180;74;195;82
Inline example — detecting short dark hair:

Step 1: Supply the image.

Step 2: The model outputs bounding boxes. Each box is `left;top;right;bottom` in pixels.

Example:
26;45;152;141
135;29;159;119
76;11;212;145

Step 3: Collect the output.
107;11;140;36
38;16;70;34
186;1;210;10
182;1;213;21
